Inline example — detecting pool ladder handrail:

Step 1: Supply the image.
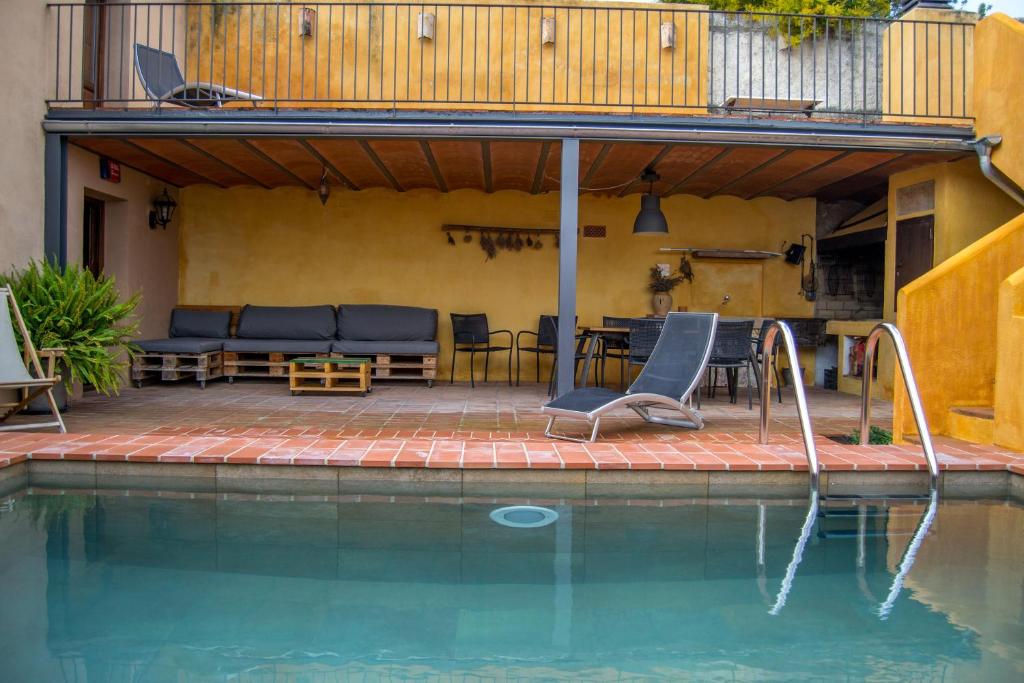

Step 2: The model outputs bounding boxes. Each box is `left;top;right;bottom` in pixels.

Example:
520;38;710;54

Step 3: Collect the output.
758;321;819;493
859;323;939;489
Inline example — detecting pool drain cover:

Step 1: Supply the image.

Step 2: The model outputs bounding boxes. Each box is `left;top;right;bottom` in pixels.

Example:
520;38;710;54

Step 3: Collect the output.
490;505;559;528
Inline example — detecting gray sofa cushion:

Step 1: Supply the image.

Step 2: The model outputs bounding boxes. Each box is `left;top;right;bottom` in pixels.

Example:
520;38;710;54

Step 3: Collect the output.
222;339;333;354
236;305;336;340
331;340;439;355
137;337;224;354
337;304;437;342
169;309;231;339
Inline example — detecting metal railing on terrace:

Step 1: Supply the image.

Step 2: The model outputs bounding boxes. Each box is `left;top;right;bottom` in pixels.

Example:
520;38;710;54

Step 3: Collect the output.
47;1;975;124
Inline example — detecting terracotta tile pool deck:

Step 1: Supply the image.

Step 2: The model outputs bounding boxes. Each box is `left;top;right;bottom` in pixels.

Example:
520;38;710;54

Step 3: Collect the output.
1;381;1022;477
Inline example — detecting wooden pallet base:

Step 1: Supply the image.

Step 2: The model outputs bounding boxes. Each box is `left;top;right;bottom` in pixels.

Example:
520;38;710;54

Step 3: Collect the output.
289;359;371;395
335;353;437;386
132;351;223;388
222;351;438;386
223;351;322;379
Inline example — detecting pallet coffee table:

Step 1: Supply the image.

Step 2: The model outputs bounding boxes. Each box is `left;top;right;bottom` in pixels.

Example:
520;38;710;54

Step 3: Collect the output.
288;357;372;396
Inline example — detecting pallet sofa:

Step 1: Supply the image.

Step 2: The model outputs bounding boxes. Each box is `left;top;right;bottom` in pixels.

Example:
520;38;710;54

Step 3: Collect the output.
132;304;438;388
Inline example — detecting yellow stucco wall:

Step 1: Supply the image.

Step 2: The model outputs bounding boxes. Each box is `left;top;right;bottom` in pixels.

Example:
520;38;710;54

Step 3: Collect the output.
894;212;1024;441
974;13;1024;189
882;7;975;125
177;185;813;381
994;266;1024;451
185;0;707;114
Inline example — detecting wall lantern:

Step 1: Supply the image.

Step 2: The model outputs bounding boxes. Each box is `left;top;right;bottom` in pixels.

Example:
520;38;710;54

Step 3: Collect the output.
541;17;556;45
317;167;331;206
417;12;435;41
660;22;676;50
148;188;176;230
633;168;668;235
300;7;316;37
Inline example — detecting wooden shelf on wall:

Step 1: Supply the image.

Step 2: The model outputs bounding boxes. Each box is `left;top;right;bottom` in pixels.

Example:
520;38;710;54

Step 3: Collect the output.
658;248;782;260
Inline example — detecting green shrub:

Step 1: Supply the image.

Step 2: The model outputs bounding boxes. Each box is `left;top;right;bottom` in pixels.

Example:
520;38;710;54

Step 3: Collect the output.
849;425;893;445
1;260;140;396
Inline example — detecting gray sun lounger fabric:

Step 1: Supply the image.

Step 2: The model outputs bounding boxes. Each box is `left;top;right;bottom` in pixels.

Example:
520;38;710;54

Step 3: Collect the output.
135;44;263;107
0;286;66;433
542;312;718;442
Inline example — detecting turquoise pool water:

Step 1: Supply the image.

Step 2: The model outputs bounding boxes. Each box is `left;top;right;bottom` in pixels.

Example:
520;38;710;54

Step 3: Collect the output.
0;490;1021;681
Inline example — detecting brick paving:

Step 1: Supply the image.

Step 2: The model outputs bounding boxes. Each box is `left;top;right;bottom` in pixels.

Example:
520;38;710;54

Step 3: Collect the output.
1;381;1021;474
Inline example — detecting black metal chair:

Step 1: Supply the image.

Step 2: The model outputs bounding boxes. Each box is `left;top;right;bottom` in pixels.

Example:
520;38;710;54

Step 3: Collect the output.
627;318;665;368
703;319;756;409
752;319;784;403
599;315;632;389
450;313;513;387
515;314;558;386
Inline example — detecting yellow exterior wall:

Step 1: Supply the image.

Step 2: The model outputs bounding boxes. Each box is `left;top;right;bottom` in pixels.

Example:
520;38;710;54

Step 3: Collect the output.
0;0;53;270
973;13;1024;189
185;0;707;114
177;186;813;380
994;266;1024;451
894;212;1024;441
882;7;975;125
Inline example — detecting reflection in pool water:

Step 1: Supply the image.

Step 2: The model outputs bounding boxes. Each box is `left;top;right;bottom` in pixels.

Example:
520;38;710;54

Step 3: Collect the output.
0;489;1021;681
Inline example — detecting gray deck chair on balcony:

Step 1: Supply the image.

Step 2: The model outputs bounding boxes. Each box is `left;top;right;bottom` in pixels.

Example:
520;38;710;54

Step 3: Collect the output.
134;44;263;107
542;312;718;442
0;286;66;433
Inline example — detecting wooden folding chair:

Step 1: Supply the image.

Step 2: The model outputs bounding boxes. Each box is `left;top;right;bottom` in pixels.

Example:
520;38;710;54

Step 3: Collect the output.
0;285;66;432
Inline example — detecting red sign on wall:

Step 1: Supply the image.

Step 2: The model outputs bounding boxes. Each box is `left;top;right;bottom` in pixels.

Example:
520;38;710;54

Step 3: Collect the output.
99;157;121;183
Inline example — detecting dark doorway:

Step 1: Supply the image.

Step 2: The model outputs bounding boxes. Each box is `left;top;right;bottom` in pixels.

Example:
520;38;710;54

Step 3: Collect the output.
894;214;934;311
82;0;107;106
83;197;105;277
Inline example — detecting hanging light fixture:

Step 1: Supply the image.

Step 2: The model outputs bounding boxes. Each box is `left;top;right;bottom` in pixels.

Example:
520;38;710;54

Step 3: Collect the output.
148;188;177;229
317;167;330;205
632;168;668;235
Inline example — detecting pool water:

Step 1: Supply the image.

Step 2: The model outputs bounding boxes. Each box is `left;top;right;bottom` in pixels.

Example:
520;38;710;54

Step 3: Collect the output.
0;490;1021;681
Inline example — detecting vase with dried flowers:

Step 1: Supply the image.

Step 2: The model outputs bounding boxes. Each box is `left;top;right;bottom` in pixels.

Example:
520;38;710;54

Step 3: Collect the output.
647;265;686;316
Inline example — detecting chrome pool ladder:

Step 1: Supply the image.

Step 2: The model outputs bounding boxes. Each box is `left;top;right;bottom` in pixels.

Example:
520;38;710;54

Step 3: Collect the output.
758;321;819;493
859;323;939;489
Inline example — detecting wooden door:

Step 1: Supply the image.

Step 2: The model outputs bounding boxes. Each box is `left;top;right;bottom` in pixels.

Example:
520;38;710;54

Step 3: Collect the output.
81;0;107;106
894;215;934;311
83;197;105;277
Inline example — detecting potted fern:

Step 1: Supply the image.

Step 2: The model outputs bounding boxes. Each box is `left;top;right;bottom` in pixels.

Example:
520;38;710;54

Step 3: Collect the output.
0;260;140;407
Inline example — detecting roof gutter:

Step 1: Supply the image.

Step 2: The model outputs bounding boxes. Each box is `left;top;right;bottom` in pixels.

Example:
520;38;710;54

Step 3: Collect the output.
974;135;1024;206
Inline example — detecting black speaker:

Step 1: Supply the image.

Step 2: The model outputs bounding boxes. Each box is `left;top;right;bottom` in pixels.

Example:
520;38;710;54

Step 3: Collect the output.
784;243;806;264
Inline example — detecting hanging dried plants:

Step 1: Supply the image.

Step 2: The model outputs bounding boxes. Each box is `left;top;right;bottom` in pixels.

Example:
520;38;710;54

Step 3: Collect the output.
479;232;496;260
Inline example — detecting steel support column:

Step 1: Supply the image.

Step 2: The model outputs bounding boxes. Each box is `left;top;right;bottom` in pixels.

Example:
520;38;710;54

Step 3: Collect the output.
44;134;68;266
556;139;579;397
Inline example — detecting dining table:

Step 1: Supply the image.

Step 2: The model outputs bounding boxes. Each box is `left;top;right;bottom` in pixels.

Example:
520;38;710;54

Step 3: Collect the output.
575;325;630;388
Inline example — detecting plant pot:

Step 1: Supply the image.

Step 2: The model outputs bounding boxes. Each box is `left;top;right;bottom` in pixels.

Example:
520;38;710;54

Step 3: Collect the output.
23;361;73;413
651;292;673;317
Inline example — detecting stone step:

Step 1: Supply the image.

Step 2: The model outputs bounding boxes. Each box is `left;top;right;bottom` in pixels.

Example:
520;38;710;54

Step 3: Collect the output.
948;405;995;444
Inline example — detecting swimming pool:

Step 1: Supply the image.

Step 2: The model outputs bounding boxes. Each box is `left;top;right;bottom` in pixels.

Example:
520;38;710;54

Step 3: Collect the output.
0;489;1020;681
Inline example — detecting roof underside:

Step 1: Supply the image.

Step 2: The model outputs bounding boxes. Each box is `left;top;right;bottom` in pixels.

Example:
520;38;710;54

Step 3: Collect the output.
69;136;966;202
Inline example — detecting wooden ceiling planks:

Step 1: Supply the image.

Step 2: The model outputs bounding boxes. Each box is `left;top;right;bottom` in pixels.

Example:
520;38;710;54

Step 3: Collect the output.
426;139;486;191
71;137;208;187
186;138;311;188
67;136;959;204
489;140;544;193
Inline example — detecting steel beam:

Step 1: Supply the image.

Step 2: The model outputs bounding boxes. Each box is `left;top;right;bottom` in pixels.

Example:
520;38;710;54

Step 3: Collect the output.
43;134;68;266
557;139;579;397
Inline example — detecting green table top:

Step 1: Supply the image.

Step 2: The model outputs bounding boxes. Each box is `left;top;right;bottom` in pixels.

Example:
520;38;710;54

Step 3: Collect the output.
290;357;371;365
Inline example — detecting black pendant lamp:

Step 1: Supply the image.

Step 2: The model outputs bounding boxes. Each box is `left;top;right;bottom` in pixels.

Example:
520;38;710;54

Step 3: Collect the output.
633;169;668;235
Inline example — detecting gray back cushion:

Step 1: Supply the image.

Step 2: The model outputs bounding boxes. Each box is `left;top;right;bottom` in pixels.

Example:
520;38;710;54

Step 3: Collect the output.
338;305;438;341
169;308;231;339
236;305;337;340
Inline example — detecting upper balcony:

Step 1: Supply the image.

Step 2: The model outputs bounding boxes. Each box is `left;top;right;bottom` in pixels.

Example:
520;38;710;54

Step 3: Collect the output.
47;1;976;128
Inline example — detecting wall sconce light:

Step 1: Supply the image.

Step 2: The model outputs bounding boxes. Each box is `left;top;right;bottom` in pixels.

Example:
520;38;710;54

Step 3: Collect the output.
317;167;331;206
148;188;177;230
300;7;316;37
660;22;676;50
633;168;668;235
541;17;556;45
417;12;435;40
